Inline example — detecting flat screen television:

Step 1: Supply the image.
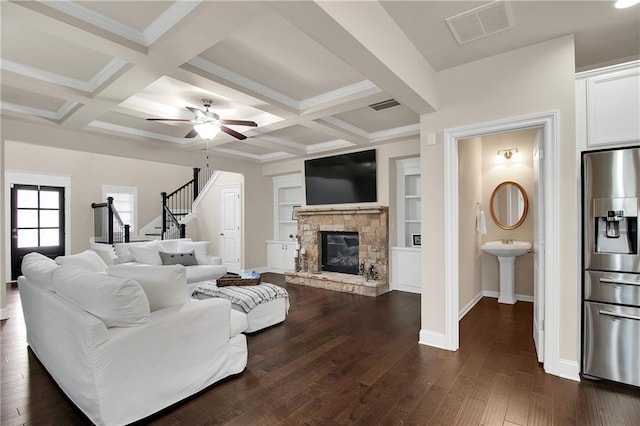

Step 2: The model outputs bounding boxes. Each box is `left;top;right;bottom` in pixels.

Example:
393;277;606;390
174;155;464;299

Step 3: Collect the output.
305;149;377;205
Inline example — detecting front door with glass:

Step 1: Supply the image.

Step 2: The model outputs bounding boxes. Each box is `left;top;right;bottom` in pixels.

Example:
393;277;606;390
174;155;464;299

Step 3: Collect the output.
10;184;65;280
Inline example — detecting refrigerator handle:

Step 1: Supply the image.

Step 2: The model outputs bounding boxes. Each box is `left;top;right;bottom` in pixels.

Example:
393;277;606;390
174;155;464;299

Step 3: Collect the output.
599;277;640;286
599;309;640;321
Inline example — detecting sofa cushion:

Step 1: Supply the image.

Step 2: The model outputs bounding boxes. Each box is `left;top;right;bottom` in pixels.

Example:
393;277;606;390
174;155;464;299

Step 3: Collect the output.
159;250;197;267
177;240;210;265
128;240;165;266
55;249;108;273
106;264;189;311
52;265;150;327
21;252;59;289
185;265;227;284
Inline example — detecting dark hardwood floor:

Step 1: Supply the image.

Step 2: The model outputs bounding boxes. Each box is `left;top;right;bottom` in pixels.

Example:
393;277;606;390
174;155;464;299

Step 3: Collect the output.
2;273;639;425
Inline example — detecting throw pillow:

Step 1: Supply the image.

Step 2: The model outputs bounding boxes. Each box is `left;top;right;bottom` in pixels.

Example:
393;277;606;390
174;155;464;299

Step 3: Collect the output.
55;249;108;273
177;240;210;265
52;265;150;327
159;250;197;267
21;252;59;289
128;240;165;265
106;264;189;311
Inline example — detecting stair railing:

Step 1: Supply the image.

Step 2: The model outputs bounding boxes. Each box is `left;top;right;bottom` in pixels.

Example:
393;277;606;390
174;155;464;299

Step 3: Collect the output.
161;167;216;239
91;197;130;244
161;202;186;240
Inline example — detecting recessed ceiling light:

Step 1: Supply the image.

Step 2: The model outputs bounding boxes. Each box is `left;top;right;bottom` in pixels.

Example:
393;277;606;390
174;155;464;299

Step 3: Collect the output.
615;0;640;8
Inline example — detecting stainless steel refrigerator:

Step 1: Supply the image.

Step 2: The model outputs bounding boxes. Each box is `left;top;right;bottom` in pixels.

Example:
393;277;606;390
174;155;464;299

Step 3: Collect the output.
582;146;640;387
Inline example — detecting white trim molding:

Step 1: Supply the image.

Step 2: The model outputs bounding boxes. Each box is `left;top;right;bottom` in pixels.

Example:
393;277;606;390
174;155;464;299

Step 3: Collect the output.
442;111;568;380
418;329;449;350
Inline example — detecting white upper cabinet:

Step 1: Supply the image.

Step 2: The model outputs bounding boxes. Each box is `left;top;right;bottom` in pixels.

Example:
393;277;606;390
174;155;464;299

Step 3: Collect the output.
577;61;640;150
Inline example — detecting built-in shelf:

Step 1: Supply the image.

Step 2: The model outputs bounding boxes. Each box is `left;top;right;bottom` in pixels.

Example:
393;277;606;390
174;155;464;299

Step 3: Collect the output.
397;158;421;247
273;174;301;241
393;158;421;294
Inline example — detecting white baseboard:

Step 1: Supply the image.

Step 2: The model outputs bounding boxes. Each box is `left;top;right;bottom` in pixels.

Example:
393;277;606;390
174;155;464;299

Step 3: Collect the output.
482;290;534;303
418;329;450;350
549;358;581;382
390;283;421;294
459;291;483;320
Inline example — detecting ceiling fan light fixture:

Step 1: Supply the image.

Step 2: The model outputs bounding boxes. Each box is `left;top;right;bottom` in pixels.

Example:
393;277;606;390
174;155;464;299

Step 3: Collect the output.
194;122;220;140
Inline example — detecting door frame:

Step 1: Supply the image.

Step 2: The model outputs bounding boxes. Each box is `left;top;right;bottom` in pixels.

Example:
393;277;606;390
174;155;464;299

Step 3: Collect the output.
4;171;71;282
442;111;568;379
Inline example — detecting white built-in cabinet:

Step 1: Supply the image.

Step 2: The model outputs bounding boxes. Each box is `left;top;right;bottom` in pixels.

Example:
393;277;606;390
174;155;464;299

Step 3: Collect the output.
267;174;301;273
576;61;640;150
391;158;422;294
266;241;297;273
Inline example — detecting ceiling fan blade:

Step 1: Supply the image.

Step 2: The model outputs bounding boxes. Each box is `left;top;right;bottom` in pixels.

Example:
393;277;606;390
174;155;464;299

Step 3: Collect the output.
185;106;206;119
146;118;192;122
184;129;198;138
221;119;258;127
220;125;247;140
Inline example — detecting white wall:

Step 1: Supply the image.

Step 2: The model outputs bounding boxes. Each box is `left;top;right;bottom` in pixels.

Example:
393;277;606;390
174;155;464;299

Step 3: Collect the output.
458;137;483;311
0;140;6;319
420;36;577;362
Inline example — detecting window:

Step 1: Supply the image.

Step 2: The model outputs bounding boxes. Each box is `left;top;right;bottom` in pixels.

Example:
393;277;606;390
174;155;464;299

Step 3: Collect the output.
102;186;137;232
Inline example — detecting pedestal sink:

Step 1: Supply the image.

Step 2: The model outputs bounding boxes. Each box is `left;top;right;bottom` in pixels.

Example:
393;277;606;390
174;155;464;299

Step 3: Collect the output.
481;240;532;304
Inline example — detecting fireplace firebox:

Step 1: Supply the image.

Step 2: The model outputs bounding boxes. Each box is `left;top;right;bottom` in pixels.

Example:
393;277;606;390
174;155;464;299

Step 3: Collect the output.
321;231;359;275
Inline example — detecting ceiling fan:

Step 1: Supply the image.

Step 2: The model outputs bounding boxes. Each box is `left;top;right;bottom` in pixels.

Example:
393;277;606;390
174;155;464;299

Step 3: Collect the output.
146;98;257;140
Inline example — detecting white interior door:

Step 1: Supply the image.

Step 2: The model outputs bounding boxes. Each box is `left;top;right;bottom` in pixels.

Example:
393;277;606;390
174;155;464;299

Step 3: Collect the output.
219;184;242;274
533;128;545;363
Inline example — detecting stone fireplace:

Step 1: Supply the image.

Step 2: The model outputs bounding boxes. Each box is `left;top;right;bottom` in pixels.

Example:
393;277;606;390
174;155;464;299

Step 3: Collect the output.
285;206;389;297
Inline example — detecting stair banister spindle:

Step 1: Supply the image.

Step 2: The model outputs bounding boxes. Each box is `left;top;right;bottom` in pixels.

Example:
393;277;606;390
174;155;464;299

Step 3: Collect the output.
193;168;200;200
107;197;114;245
161;192;167;238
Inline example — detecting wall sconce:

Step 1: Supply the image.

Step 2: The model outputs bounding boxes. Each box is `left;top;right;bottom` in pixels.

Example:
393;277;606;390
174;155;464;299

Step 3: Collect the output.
495;148;521;164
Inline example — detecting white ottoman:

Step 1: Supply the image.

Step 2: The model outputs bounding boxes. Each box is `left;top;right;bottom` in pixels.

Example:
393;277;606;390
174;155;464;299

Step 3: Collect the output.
191;282;289;333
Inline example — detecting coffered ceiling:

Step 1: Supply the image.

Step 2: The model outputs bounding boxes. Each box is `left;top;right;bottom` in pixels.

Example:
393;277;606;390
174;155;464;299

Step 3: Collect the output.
2;1;639;164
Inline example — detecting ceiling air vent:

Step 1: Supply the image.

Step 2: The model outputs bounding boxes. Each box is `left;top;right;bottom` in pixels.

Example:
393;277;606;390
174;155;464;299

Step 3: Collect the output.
446;0;515;45
369;99;400;111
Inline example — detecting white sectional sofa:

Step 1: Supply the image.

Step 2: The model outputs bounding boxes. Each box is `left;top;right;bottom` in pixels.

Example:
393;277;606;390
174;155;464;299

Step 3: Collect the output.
93;238;227;285
19;252;248;426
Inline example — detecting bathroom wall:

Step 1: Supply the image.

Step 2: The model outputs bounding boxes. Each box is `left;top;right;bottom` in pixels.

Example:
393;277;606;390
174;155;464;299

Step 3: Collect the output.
480;129;536;297
458;137;483;312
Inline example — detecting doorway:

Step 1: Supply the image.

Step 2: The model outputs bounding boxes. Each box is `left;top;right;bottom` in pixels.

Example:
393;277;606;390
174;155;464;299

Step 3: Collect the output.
457;128;544;361
10;185;65;279
4;171;71;283
219;183;242;274
442;111;562;377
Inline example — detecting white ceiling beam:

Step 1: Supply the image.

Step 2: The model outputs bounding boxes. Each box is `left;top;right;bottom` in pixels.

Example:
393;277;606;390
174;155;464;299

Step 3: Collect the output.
270;1;438;115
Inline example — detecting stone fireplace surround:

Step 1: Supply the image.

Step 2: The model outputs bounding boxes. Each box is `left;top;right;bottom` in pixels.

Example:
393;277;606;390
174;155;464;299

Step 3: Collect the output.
285;206;389;297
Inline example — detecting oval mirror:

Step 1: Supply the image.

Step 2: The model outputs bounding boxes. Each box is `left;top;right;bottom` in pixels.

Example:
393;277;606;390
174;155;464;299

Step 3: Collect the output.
490;181;528;230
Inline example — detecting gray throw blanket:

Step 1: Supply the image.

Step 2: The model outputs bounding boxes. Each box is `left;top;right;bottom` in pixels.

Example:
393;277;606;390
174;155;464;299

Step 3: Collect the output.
192;282;289;313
